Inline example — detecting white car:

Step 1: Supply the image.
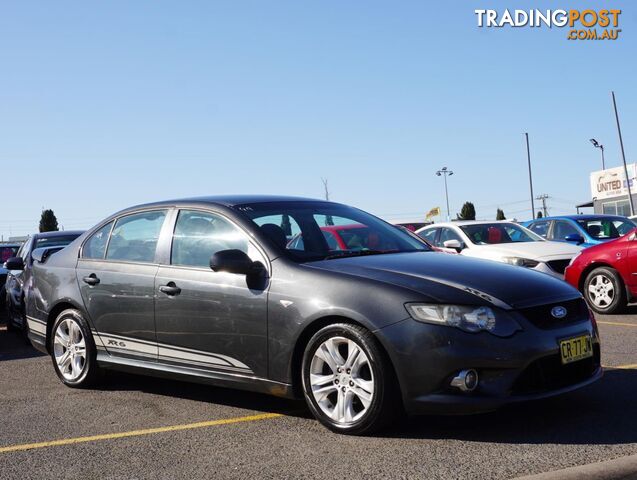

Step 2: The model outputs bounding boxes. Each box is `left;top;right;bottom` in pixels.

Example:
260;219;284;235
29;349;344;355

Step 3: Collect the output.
416;221;583;279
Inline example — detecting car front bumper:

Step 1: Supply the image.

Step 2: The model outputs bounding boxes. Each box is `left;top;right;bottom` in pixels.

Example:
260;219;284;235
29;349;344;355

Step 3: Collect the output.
376;313;601;415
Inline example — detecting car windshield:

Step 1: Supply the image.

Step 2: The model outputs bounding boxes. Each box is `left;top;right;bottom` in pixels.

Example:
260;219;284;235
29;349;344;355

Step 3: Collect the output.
236;202;431;261
460;223;542;245
576;217;635;240
34;234;81;249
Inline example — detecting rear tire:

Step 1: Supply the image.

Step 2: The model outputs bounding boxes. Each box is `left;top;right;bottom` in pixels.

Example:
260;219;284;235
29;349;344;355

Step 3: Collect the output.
50;309;101;387
584;267;625;314
301;323;400;435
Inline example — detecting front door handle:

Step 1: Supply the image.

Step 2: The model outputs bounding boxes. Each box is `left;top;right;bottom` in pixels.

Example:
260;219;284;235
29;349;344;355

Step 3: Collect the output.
159;282;181;296
82;274;100;286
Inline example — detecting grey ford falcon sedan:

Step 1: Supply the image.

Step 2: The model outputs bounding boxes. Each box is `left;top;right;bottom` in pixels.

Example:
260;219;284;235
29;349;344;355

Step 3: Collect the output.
24;196;601;434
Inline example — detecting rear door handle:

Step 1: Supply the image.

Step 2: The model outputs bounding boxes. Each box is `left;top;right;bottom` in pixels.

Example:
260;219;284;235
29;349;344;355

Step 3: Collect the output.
159;282;181;296
82;274;100;286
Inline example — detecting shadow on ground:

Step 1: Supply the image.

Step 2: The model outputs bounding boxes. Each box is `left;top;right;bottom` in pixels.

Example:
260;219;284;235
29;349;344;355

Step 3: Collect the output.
2;320;636;445
0;321;45;361
382;368;637;445
96;369;308;417
95;366;637;445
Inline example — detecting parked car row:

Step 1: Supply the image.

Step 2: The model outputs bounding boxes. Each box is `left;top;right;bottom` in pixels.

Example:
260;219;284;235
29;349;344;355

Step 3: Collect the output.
11;196;603;434
415;221;582;278
3;231;83;338
414;214;637;315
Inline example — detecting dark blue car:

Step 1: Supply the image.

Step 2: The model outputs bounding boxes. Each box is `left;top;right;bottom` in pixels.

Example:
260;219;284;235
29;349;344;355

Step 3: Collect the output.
522;215;636;248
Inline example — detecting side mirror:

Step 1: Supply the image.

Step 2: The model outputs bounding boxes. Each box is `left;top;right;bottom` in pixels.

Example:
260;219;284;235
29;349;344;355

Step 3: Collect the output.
564;233;585;245
210;249;265;276
4;256;24;270
32;246;64;264
443;239;464;251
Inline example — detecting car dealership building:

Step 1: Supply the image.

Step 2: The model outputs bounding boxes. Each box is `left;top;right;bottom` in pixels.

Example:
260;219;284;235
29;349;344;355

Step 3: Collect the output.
586;164;637;216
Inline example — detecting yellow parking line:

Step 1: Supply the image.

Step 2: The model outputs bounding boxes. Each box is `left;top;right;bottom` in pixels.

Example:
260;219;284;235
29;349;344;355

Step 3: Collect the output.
597;321;637;327
0;412;282;454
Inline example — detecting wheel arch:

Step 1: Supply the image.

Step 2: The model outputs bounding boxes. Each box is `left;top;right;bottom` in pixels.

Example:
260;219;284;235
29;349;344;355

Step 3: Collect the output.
578;262;618;292
45;299;90;353
289;315;399;399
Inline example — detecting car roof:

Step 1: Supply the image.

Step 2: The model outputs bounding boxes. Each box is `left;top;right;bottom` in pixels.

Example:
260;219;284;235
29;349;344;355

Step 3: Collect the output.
125;195;332;211
419;220;517;229
0;243;21;247
34;230;84;239
527;214;627;221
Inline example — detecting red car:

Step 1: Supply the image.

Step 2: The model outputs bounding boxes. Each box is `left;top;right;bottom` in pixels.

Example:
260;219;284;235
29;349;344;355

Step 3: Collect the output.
287;223;444;252
564;227;637;313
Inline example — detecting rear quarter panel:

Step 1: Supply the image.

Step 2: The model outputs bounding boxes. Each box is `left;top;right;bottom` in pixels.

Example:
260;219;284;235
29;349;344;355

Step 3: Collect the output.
26;242;87;346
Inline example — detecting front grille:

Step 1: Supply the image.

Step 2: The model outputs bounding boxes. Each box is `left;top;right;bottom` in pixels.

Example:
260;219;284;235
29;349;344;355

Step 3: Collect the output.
518;298;589;329
511;345;600;395
547;259;570;274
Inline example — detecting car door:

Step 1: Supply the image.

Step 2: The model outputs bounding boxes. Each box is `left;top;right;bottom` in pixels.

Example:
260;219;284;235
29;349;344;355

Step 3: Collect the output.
76;209;170;360
154;208;269;378
623;233;637;290
438;227;464;248
6;237;32;322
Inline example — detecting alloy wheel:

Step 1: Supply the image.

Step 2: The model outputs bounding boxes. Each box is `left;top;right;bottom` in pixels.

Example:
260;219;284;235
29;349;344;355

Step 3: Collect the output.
309;336;374;424
53;318;87;381
587;274;615;308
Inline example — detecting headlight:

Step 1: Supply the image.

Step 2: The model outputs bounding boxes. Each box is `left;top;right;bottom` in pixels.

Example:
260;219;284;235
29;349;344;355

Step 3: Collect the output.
405;303;522;337
501;256;539;268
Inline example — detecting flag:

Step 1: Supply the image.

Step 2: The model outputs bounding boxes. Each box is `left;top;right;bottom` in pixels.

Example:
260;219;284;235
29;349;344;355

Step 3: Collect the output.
426;207;441;219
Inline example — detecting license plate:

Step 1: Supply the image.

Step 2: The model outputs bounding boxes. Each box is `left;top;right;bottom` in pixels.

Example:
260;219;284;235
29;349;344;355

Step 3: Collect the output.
559;334;593;364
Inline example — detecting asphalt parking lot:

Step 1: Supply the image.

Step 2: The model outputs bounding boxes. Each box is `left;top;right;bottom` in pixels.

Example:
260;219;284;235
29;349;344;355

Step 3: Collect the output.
1;313;636;480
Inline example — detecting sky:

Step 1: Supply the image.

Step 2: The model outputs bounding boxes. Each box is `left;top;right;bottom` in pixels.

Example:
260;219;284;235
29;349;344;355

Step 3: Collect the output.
1;1;636;238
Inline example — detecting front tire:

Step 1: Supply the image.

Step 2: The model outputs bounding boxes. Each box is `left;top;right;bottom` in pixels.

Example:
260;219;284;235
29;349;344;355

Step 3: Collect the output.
301;323;399;435
50;309;101;387
584;267;626;314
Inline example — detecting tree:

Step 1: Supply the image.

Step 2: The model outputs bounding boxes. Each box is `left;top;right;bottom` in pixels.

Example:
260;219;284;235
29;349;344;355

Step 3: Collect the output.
496;208;505;220
457;202;476;221
537;211;543;219
39;209;59;232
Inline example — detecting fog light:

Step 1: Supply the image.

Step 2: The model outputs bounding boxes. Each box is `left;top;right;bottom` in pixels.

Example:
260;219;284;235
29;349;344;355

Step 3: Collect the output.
450;369;479;392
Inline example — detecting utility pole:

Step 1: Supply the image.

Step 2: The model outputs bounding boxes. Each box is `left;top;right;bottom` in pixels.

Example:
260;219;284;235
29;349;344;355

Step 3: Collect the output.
525;133;536;219
536;194;549;217
612;91;634;216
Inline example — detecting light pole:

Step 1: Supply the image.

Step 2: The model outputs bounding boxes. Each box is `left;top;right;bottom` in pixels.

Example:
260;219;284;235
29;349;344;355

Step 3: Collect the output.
436;167;453;221
612;91;634;216
590;138;606;170
525;133;535;219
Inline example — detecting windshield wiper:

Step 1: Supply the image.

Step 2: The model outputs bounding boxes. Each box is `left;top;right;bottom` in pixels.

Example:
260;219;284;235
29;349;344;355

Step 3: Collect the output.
324;250;389;260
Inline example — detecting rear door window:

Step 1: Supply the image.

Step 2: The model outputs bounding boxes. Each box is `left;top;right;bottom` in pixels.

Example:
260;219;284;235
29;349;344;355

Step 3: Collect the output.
528;221;550;238
82;222;114;260
552;220;579;241
106;211;167;263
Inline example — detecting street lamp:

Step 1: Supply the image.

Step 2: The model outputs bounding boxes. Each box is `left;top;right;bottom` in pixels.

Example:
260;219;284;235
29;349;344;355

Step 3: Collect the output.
590;138;606;170
436;167;453;221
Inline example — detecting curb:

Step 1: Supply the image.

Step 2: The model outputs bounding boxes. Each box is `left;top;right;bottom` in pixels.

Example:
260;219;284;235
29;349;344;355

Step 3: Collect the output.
515;454;637;480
